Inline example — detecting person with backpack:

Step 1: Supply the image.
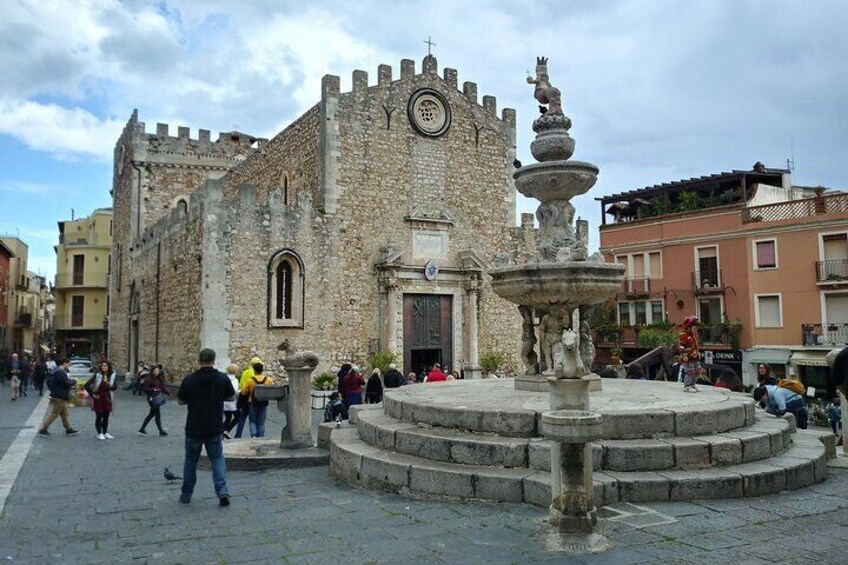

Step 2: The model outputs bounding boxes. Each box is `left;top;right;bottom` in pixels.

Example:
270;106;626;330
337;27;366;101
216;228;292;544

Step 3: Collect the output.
38;358;80;437
753;384;808;429
240;362;273;438
84;361;118;440
233;356;262;439
138;364;171;436
323;392;348;423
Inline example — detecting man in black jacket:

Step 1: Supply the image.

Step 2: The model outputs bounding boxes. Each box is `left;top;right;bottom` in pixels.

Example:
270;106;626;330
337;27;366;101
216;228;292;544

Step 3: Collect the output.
383;364;404;389
177;348;235;506
38;358;79;436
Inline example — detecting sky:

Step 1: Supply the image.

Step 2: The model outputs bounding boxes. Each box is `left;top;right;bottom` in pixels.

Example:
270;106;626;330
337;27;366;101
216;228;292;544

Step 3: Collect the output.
1;0;846;281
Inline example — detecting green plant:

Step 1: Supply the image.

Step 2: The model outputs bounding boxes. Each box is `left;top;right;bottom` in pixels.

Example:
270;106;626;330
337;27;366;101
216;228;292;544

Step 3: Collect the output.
368;350;398;374
649;195;668;216
676;190;702;212
312;372;337;391
647;319;675;330
610;345;623;357
586;303;616;329
637;327;679;350
479;352;506;372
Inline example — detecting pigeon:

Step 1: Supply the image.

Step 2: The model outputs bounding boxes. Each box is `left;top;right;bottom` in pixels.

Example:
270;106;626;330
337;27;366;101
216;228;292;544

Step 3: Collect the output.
164;467;182;481
513;159;522;169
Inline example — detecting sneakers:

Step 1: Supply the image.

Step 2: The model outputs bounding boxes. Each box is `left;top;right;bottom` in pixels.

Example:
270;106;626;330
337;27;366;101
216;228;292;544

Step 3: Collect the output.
66;428;79;436
138;429;148;436
159;430;168;436
97;433;106;440
38;429;49;437
179;494;191;504
104;433;114;440
218;495;230;507
222;432;231;440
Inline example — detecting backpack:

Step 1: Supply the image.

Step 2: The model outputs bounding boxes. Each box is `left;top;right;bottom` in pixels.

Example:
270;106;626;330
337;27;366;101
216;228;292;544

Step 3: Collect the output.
250;376;270;407
777;379;806;396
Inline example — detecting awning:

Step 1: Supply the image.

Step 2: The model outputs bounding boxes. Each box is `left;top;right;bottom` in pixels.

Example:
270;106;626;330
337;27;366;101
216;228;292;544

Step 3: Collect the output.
790;351;830;367
742;348;791;365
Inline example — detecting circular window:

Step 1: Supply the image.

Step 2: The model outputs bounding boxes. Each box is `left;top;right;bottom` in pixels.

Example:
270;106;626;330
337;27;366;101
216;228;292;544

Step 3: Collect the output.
408;89;451;137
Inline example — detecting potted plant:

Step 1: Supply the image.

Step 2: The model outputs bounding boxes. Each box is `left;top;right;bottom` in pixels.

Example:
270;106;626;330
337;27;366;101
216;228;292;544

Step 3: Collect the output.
311;371;337;410
610;346;623;365
479;352;505;377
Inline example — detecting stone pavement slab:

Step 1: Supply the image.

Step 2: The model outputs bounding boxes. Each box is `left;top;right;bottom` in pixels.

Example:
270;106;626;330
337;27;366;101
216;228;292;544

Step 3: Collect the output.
0;393;846;564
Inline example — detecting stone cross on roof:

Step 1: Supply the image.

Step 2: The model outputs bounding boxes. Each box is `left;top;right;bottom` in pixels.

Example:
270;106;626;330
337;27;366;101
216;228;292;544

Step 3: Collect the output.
423;35;436;56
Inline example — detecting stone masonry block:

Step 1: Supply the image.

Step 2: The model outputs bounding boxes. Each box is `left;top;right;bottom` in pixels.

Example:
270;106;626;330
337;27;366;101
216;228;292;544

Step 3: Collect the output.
522;472;550;507
764;456;817;490
606;471;670;503
528;439;551;472
474;469;529;503
705;435;743;466
396;429;451;462
383;397;402;420
361;453;411;491
662;437;711;469
409;463;475;498
602;410;675;439
734;462;787;497
479;409;536;437
720;431;772;463
449;436;528;468
673;403;745;436
662;469;743;501
594;472;620;506
602;439;674;472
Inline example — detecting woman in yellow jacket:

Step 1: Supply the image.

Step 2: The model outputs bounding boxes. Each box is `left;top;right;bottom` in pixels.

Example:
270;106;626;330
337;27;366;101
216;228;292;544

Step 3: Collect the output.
241;362;274;438
234;356;262;438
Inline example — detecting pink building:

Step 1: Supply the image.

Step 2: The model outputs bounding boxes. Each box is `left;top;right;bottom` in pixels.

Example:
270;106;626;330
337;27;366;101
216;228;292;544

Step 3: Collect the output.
597;163;848;392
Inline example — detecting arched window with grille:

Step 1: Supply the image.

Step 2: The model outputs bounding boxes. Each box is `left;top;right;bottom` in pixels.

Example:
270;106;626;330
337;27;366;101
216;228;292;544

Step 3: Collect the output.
268;249;304;328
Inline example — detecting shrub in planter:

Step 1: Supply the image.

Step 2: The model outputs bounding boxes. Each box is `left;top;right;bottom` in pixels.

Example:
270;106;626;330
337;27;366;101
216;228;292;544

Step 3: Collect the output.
369;351;399;374
312;372;337;391
480;352;506;373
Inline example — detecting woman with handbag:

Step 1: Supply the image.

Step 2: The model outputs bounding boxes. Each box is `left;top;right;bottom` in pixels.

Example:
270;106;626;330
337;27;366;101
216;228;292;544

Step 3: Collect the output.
138;363;170;436
85;361;118;440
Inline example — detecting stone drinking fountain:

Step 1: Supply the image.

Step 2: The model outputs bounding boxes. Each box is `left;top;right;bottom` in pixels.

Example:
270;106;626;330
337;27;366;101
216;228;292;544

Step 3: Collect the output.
489;57;624;541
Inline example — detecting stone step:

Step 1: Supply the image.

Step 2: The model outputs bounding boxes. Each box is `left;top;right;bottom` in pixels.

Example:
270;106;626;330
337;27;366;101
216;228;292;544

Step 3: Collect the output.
330;426;826;507
356;408;793;472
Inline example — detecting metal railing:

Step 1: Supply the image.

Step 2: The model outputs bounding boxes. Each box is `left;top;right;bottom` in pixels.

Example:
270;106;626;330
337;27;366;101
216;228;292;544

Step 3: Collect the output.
54;315;109;330
692;270;723;294
622;277;652;297
741;192;848;224
696;325;739;347
801;323;848;347
815;259;848;283
54;271;109;288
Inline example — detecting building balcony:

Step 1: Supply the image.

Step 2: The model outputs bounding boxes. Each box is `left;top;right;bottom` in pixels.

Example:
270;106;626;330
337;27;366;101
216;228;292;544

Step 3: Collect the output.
802;323;848;347
54;271;109;289
695;324;740;348
741;192;848;224
14;312;32;327
54;315;109;331
621;277;652;299
816;259;848;284
692;270;724;295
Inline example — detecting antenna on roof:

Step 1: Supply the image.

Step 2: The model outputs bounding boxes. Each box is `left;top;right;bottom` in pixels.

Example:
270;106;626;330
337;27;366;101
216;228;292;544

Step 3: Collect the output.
786;139;795;173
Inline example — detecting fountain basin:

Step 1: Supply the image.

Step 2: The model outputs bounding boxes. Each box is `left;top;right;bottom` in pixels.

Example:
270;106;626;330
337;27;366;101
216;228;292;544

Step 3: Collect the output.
513;160;599;202
541;410;603;443
489;261;625;310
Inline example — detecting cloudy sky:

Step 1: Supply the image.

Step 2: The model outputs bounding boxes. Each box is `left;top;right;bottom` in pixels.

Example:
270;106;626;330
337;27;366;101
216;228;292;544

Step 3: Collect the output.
1;0;846;280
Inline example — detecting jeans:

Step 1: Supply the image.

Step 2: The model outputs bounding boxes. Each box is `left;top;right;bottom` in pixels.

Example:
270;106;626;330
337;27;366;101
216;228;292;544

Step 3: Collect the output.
249;404;268;437
234;403;249;438
181;434;228;498
141;403;164;432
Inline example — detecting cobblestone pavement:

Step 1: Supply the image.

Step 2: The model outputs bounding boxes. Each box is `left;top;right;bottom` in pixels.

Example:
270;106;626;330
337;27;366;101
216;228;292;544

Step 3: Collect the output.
0;388;847;564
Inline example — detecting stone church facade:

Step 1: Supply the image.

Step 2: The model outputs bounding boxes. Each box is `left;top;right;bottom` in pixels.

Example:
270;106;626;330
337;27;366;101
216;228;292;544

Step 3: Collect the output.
109;56;528;378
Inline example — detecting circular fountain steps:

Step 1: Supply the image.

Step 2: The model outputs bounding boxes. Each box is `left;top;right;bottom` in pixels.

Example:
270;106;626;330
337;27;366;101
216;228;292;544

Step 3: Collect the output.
329;380;831;506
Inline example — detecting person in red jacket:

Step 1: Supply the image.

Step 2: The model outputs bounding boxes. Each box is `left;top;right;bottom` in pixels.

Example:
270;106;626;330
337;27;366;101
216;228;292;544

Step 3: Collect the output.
425;363;447;383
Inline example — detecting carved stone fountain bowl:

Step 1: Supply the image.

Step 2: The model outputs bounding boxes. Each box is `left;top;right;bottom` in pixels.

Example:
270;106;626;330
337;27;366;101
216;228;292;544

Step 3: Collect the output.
541;409;603;443
513;160;599;202
489;261;625;310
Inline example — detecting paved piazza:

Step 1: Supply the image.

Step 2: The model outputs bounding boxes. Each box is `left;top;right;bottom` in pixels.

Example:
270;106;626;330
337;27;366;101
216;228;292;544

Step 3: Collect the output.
0;390;847;564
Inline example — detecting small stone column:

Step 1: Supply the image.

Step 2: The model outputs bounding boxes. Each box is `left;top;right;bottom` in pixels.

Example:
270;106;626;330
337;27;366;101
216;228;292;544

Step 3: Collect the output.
385;284;398;354
280;366;316;449
464;276;482;379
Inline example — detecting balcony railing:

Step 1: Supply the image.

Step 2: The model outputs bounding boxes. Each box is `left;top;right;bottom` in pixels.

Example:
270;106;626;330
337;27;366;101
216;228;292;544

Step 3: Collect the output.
621;277;651;298
15;312;32;327
692;270;724;294
802;323;848;347
816;259;848;283
696;324;740;347
741;192;848;224
54;315;109;331
54;271;109;288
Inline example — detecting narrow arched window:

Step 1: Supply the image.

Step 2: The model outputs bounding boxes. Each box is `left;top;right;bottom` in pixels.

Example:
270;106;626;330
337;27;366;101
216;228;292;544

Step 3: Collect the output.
268;249;304;328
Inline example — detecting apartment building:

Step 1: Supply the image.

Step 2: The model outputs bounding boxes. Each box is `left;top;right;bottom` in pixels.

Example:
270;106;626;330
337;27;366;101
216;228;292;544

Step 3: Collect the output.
54;208;113;359
597;163;848;393
0;236;49;354
0;240;13;350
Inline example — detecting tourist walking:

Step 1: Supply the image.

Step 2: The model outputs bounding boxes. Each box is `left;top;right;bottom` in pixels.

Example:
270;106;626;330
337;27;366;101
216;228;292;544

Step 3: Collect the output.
19;356;31;397
138;364;170;436
33;357;47;396
383;364;404;389
233;356;262;438
365;368;383;404
37;358;79;436
176;348;235;506
241;362;273;438
341;366;365;407
222;364;241;439
336;363;352;397
7;353;21;400
84;361;117;440
753;384;808;429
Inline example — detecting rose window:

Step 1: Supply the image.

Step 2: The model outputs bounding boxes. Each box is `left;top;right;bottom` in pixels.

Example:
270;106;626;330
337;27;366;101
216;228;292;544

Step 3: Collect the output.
408;89;451;137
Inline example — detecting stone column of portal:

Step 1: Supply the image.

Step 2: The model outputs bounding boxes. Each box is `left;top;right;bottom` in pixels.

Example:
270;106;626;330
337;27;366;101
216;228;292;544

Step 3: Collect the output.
464;276;482;380
280;366;316;449
386;283;398;354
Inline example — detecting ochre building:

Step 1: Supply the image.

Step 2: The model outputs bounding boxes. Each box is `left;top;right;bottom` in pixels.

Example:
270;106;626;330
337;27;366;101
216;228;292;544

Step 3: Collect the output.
109;56;527;378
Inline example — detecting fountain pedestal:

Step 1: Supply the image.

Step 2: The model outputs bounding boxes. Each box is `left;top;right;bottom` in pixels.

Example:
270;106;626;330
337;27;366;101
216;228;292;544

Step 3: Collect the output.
280;366;317;449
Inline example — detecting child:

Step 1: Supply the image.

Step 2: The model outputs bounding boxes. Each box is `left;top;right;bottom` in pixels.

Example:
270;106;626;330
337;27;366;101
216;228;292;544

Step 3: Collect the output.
324;392;348;423
681;354;702;393
827;398;842;440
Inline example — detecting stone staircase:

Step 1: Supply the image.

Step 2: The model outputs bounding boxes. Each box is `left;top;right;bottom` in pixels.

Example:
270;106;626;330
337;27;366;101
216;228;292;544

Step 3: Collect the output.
329;380;833;507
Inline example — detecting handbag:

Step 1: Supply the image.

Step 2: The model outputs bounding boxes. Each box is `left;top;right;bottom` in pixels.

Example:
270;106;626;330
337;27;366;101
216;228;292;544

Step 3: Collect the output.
150;393;167;407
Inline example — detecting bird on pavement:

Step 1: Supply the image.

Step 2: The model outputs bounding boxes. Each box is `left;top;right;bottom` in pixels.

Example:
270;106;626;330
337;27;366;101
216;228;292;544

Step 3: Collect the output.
164;467;182;481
